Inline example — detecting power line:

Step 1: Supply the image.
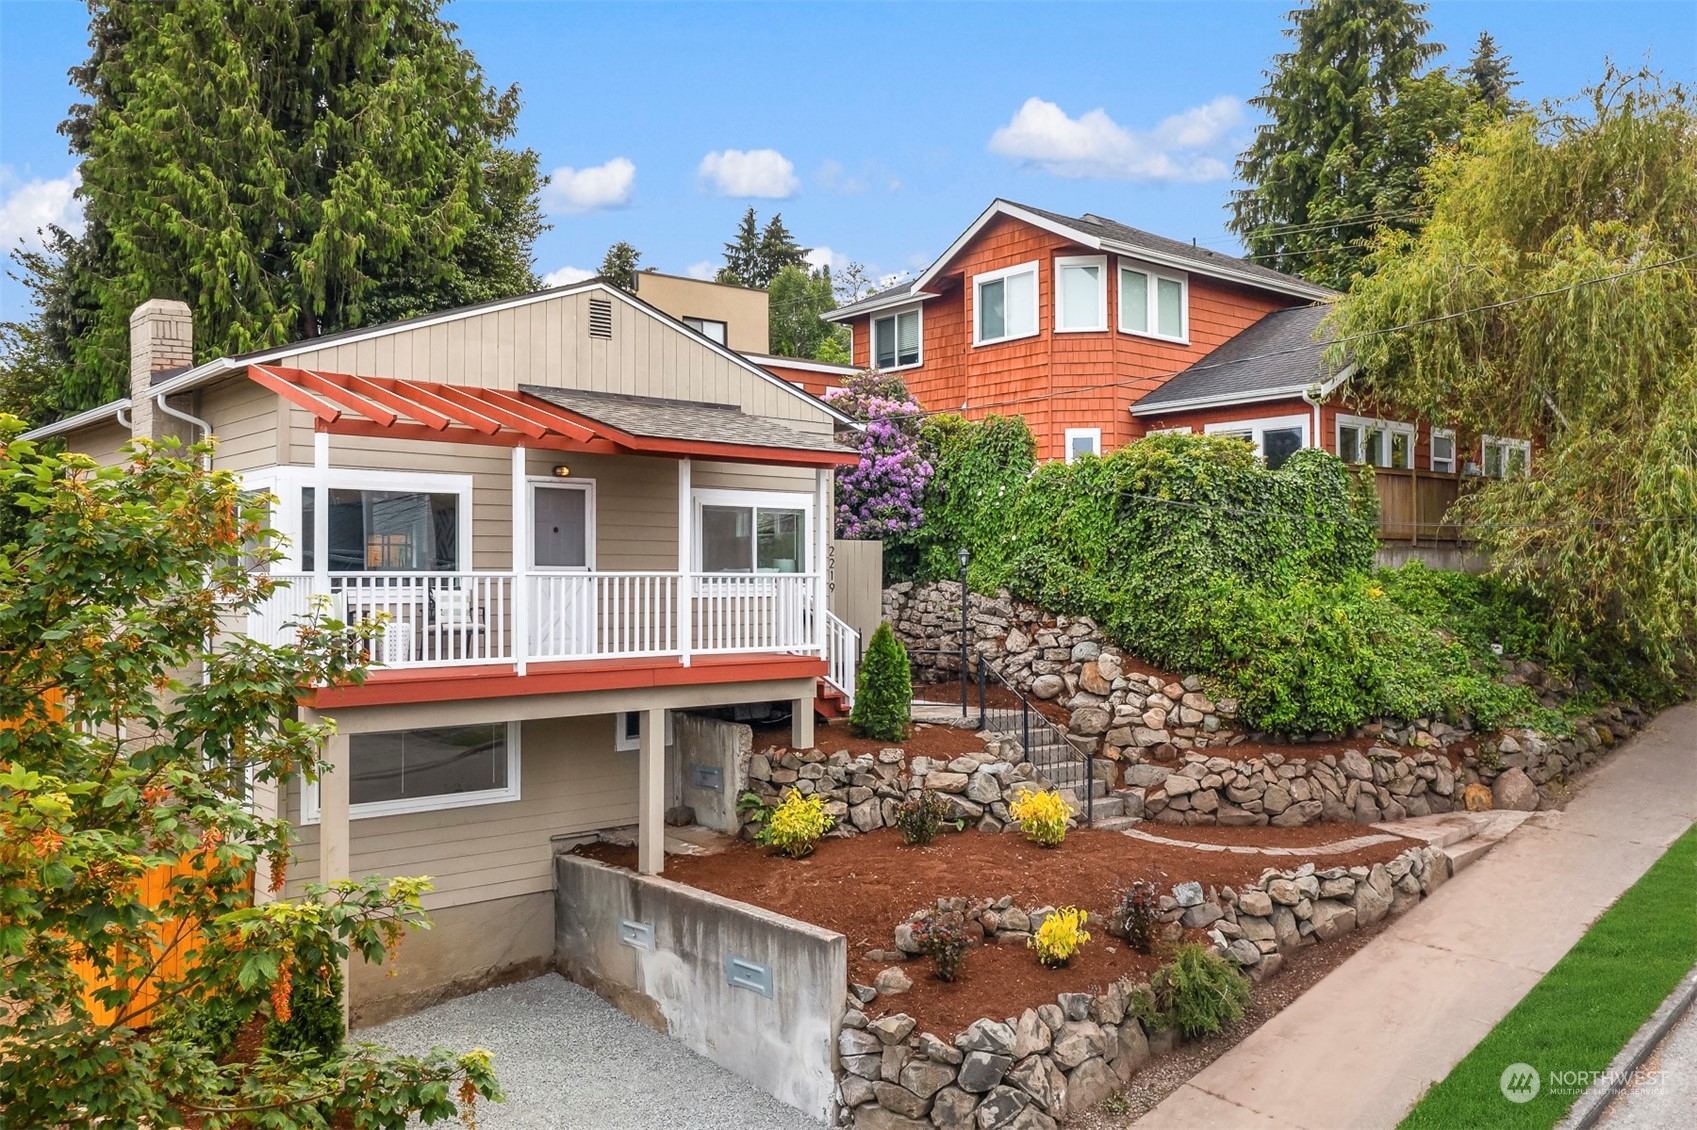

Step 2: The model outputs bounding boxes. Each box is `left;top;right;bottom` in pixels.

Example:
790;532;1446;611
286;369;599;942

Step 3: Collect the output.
894;250;1697;420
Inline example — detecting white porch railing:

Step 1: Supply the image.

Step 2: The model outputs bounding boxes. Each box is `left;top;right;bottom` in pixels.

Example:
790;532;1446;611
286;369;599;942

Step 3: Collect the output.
249;571;839;673
823;611;860;707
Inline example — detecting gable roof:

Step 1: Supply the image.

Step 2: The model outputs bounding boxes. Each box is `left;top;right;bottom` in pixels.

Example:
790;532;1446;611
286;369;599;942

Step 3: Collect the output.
521;385;853;458
24;277;856;441
1131;304;1349;414
828;199;1335;322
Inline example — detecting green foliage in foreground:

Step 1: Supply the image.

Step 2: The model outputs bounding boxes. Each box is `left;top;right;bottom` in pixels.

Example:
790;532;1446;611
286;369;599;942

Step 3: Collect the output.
1400;825;1697;1130
1132;942;1253;1038
0;421;500;1126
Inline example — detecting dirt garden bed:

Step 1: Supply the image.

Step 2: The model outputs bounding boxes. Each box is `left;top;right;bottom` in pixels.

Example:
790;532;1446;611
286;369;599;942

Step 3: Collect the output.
576;824;1418;1036
752;718;989;762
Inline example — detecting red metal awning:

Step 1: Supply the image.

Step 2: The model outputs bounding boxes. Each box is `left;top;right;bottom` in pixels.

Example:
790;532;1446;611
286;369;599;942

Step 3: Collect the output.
246;364;857;468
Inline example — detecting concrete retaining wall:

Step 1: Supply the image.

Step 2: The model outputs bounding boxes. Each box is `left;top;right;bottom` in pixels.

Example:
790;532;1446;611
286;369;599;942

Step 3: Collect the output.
669;712;752;833
554;853;847;1121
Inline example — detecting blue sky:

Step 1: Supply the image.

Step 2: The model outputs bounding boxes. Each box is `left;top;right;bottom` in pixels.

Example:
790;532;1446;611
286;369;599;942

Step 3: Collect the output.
2;0;1694;323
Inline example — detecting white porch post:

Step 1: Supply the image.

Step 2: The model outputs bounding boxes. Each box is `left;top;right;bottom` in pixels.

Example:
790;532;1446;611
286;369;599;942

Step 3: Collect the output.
637;706;666;875
814;467;831;657
511;446;529;676
677;457;692;667
312;432;331;599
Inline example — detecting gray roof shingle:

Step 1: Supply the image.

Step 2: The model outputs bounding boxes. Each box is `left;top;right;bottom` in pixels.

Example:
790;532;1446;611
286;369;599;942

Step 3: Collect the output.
1133;304;1344;411
520;385;853;456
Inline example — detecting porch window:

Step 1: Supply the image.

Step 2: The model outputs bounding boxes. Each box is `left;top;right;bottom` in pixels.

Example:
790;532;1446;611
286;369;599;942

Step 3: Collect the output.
302;487;459;572
872;308;922;370
1204;415;1309;470
305;722;520;821
1481;436;1531;478
700;504;807;573
1336;415;1415;470
1431;428;1457;474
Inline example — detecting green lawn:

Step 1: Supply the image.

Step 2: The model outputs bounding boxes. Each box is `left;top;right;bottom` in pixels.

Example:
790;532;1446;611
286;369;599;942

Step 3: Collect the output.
1400;824;1697;1130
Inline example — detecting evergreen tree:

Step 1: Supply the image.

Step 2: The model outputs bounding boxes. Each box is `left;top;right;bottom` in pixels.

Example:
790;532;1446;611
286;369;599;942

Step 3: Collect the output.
598;241;642;291
1466;31;1521;111
715;208;811;289
2;0;544;422
755;213;809;287
716;207;762;287
1229;0;1478;289
849;623;913;741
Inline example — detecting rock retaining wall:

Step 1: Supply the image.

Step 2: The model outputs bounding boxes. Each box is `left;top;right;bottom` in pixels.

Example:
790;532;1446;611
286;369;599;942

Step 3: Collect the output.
839;842;1449;1128
742;739;1078;839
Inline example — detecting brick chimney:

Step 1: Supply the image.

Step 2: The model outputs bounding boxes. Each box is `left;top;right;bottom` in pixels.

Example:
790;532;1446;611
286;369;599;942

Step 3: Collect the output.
128;299;194;443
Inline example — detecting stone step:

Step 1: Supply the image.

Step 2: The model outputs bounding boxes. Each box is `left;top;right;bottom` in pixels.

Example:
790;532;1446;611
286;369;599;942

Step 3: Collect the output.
1443;837;1496;874
1091;815;1143;832
1091;796;1125;820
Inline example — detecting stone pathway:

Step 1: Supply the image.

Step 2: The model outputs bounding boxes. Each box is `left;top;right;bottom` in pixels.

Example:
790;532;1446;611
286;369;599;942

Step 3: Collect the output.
1132;702;1697;1130
1117;825;1402;857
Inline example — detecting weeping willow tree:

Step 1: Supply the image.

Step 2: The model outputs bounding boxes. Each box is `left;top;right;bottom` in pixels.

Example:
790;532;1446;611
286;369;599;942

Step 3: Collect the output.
1331;68;1697;695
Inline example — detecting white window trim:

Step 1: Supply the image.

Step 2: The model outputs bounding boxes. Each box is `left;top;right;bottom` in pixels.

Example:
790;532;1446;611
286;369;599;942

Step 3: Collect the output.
683;316;728;345
302;721;521;823
870;305;924;371
262;465;474;574
1143;425;1194;436
1204;414;1311;460
1480;435;1532;478
526;476;597;572
1429;427;1458;474
691;487;815;573
1117;257;1189;345
1335;413;1417;469
1063;427;1102;463
1053;254;1108;333
972;259;1041;347
614;710;676;752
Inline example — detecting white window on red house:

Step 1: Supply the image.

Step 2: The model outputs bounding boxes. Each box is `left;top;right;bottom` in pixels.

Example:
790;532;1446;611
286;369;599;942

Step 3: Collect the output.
872;308;921;369
1481;436;1531;478
1205;415;1309;470
1055;256;1107;332
1118;260;1187;342
1336;415;1415;470
1064;428;1102;463
1430;428;1458;474
974;262;1039;345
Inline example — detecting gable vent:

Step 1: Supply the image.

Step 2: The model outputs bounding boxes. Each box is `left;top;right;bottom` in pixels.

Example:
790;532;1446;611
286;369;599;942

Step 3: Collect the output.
588;297;614;339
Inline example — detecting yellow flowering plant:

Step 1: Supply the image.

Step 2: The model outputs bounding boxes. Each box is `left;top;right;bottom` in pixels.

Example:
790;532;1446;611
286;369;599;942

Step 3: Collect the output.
756;789;832;859
1007;787;1072;847
1030;906;1091;969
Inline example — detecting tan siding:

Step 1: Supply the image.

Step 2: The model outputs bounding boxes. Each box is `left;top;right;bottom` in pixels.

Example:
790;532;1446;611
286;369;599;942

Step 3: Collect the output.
64;420;133;467
252;289;836;431
286;714;637;911
693;460;819;496
203;378;283;474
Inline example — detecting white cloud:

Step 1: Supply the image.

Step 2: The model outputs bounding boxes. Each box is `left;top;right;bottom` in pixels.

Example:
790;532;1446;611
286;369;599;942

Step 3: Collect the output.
542;265;595;288
0;168;83;252
685;260;716;281
805;246;848;275
543;157;635;214
697;148;799;198
987;96;1243;182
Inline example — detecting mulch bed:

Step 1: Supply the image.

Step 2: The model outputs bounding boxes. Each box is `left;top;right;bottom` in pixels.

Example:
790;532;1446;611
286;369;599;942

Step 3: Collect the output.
1122;821;1394;849
754;719;989;761
575;824;1418;1037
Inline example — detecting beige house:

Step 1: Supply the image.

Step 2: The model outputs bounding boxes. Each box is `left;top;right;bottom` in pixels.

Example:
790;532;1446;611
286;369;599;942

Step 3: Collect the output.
28;280;865;1022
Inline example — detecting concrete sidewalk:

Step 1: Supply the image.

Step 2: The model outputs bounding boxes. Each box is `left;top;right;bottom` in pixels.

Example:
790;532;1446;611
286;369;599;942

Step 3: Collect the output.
1135;703;1697;1130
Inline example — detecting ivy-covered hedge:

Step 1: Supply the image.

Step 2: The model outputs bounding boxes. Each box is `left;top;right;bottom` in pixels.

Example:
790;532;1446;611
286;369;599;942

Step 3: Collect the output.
893;420;1563;735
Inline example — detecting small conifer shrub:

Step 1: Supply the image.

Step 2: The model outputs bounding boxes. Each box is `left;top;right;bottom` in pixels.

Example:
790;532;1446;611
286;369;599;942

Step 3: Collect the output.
850;622;913;742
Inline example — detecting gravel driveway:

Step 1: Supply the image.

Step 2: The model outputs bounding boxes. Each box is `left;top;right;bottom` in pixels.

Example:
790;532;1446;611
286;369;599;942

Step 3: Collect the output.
361;975;825;1130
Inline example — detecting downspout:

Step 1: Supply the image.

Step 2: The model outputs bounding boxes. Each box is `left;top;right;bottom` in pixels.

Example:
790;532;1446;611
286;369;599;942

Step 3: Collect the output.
1301;385;1324;450
1303;362;1357;453
155;393;213;470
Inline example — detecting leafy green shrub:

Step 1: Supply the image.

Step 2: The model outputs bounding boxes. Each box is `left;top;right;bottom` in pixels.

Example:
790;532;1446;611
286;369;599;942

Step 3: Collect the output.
893;789;958;846
849;623;912;741
912;915;971;982
1137;942;1252;1037
886;413;1037;585
755;790;832;858
263;953;345;1056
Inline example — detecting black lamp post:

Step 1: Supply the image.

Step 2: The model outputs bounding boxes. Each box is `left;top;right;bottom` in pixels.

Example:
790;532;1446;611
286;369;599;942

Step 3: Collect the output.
958;547;971;716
